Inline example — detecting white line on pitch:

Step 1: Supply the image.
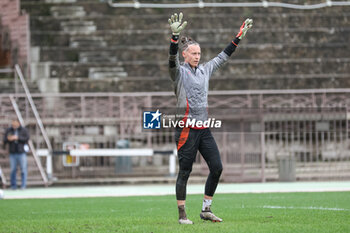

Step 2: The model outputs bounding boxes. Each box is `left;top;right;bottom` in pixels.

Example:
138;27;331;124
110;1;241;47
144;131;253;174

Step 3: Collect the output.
261;205;349;211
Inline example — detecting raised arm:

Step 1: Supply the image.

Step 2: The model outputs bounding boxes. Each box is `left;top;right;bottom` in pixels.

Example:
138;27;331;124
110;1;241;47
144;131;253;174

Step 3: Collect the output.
206;18;253;76
168;12;187;82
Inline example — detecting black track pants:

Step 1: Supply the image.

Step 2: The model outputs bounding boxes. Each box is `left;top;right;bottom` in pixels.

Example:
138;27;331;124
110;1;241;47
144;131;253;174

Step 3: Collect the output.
175;127;223;200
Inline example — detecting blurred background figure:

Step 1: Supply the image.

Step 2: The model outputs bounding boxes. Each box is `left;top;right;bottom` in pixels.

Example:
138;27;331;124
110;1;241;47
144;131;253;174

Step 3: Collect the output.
3;119;29;190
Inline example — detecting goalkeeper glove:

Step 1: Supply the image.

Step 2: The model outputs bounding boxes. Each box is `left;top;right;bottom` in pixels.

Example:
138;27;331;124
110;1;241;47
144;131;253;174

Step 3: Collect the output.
168;12;187;36
236;18;253;39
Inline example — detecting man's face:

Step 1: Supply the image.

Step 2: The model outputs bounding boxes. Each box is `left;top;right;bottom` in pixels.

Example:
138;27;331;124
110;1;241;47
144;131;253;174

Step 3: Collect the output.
182;44;201;68
11;120;20;129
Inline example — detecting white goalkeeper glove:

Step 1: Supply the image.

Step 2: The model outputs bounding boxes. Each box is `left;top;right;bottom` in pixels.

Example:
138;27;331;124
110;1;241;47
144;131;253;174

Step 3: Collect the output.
236;18;253;39
168;12;187;36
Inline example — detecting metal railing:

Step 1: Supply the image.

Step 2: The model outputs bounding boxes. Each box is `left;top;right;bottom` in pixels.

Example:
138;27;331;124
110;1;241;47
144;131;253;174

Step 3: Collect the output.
1;89;350;181
108;0;350;9
14;65;52;153
13;65;49;185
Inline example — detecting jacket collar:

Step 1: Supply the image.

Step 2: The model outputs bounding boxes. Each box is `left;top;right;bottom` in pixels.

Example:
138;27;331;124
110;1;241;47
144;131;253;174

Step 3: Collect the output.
184;62;199;74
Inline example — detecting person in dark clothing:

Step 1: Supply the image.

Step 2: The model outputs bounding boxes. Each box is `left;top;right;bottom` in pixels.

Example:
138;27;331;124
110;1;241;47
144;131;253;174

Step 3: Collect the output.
3;119;30;190
168;12;253;224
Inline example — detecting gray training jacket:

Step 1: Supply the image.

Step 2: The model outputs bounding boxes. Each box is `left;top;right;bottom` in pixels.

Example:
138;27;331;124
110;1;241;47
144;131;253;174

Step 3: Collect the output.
169;50;230;125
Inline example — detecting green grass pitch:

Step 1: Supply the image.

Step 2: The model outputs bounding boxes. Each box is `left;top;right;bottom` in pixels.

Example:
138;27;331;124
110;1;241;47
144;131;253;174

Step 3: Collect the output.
0;192;349;232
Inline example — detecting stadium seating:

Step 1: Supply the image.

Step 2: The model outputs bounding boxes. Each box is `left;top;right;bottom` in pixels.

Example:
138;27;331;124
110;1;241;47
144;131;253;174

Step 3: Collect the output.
20;0;350;92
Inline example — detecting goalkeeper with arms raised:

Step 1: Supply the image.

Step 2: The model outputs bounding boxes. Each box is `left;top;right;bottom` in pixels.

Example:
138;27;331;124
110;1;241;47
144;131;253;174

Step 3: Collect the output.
168;12;253;224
